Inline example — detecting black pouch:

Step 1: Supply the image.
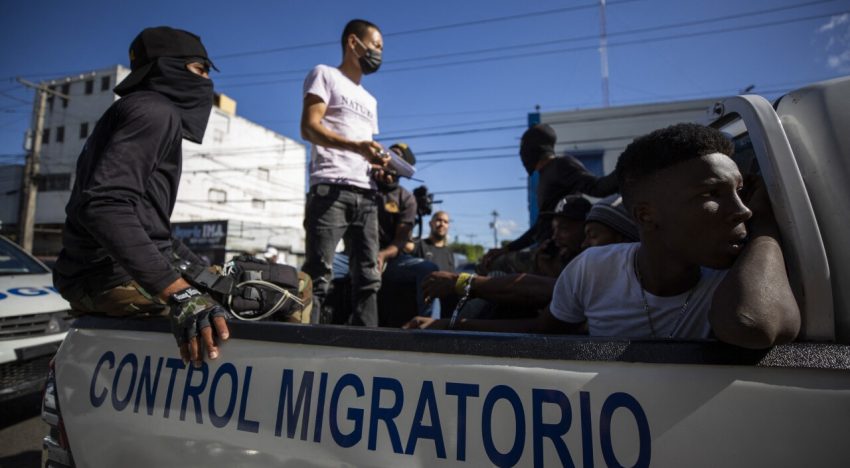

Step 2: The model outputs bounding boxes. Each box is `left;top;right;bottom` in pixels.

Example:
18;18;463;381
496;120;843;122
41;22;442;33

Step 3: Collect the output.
225;255;300;320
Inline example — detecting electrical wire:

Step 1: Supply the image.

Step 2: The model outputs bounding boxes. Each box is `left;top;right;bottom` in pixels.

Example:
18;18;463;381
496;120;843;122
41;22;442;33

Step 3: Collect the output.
218;8;847;89
214;0;644;60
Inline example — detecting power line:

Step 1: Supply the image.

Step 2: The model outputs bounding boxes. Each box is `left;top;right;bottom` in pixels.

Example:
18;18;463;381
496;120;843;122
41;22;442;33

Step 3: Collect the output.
381;116;523;135
417;145;516;156
381;10;850;74
432;186;526;195
218;8;846;89
214;0;643;60
385;0;838;66
378;124;525;141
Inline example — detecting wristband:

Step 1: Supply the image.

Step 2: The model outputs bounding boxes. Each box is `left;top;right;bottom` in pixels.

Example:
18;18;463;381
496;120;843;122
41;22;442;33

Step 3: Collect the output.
169;286;203;304
455;273;471;296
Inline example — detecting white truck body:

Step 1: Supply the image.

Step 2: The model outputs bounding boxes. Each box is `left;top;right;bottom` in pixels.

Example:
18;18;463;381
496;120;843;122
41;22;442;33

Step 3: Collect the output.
46;76;850;467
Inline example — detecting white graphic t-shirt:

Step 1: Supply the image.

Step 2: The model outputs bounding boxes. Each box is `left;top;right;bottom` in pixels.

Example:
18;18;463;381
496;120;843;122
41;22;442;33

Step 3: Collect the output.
303;65;379;190
550;242;727;339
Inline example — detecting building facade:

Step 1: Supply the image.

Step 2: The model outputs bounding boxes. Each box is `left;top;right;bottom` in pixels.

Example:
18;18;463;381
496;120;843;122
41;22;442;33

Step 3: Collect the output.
0;65;306;263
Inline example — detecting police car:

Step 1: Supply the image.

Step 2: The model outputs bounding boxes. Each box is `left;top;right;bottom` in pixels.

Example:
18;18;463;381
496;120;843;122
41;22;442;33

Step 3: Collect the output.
0;235;71;401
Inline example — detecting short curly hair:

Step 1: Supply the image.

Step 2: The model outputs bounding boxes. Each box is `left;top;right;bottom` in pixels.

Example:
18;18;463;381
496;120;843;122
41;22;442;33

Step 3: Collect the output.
616;123;734;207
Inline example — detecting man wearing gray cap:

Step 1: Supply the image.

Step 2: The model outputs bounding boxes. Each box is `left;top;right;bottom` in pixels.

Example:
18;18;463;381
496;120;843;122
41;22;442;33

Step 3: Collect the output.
582;194;639;249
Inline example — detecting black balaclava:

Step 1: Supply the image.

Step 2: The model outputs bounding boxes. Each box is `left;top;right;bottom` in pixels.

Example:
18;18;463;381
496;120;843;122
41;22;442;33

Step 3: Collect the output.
118;57;214;144
520;124;557;175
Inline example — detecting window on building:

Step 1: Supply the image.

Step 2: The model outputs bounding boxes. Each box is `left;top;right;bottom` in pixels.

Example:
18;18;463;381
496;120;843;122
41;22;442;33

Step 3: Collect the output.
56;126;64;143
251;198;266;210
208;188;227;204
42;128;50;144
571;150;605;176
258;168;270;181
101;76;110;91
61;83;70;108
47;86;56;111
85;80;94;95
79;122;89;139
37;173;71;192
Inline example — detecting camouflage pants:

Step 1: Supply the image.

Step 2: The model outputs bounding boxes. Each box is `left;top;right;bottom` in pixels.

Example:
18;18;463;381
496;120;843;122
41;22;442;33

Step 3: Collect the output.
68;281;169;318
67;272;314;324
288;271;313;324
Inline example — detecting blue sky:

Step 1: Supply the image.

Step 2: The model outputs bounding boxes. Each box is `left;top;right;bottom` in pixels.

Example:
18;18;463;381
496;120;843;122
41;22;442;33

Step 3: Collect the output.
1;0;848;246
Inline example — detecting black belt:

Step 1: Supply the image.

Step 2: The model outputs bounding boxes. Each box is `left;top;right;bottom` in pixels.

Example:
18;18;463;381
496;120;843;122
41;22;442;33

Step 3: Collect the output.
317;183;375;195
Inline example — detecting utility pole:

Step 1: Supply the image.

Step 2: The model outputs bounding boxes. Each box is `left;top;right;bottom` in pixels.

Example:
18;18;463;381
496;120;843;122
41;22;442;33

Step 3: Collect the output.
16;78;68;252
599;0;610;107
489;210;499;248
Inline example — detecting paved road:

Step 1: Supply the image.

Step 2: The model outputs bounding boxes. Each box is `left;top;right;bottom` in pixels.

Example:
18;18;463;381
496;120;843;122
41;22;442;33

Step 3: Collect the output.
0;391;45;468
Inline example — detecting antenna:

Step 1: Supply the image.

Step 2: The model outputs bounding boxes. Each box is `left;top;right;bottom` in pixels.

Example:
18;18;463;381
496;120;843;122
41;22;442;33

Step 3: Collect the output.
599;0;610;107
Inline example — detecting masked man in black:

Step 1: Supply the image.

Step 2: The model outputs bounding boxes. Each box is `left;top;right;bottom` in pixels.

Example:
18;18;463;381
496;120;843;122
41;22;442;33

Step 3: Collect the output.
53;27;229;366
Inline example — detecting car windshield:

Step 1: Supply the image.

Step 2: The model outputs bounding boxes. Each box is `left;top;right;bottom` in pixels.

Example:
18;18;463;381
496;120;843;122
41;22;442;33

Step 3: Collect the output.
0;237;48;275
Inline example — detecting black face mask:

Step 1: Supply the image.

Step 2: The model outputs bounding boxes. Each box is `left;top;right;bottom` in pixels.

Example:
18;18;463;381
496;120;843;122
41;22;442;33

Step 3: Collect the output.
141;57;214;143
355;37;382;75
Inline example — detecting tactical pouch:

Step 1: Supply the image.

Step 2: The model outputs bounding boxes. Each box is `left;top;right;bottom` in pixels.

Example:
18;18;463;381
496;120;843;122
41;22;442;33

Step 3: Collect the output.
179;254;301;320
225;255;300;319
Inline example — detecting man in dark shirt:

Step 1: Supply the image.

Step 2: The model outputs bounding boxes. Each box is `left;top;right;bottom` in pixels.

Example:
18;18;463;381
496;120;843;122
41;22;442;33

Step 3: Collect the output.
375;143;439;320
481;123;618;273
52;27;228;366
411;211;455;273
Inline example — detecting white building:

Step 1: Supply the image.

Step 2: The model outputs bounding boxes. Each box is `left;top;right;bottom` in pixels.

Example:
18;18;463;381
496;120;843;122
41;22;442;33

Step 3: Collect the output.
0;65;306;263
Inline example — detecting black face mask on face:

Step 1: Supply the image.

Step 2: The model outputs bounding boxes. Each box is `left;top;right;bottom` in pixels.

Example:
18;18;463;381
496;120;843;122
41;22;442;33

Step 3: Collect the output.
354;36;382;75
142;57;214;143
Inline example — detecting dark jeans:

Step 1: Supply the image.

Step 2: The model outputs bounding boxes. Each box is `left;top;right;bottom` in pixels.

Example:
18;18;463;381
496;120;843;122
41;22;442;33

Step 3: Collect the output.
384;254;440;317
302;184;381;326
334;253;440;321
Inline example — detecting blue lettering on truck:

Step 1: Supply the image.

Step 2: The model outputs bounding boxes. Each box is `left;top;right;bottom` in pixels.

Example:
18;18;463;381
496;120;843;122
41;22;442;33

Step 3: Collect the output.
88;351;652;466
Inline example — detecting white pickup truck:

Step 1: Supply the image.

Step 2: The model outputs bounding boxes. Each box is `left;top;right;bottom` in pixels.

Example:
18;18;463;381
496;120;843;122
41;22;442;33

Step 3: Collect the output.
43;76;850;468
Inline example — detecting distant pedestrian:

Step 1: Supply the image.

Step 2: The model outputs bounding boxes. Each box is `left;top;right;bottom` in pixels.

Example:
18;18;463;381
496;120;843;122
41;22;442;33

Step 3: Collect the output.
412;211;455;273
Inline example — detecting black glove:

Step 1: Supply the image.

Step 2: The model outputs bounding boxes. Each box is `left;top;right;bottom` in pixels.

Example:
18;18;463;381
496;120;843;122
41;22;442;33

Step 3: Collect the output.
168;286;229;346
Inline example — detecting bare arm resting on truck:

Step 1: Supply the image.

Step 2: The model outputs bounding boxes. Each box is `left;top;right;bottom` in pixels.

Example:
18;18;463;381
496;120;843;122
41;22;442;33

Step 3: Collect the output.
709;177;801;348
423;271;556;309
404;306;586;335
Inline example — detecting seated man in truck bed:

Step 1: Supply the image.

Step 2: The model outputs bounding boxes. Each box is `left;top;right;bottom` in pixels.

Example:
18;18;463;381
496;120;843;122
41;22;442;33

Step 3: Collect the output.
406;123;800;349
419;195;636;321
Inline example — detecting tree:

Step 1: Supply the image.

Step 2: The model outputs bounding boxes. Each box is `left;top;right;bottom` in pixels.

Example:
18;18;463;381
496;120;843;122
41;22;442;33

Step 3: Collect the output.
449;242;485;263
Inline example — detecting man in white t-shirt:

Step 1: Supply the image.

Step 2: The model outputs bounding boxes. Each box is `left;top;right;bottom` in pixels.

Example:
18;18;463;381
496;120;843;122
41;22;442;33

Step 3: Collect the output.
300;19;389;326
405;123;800;349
